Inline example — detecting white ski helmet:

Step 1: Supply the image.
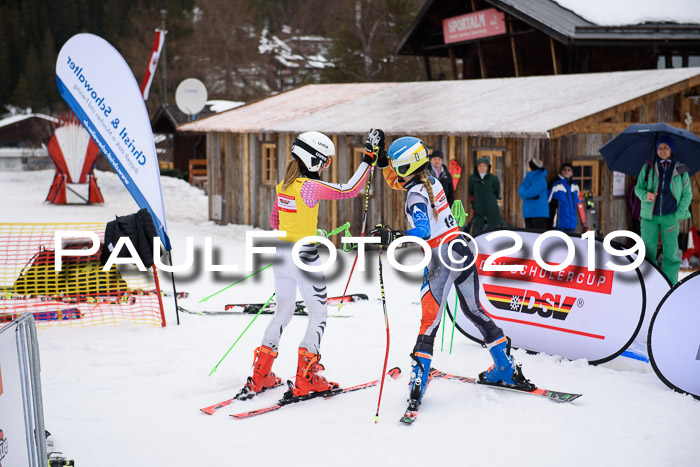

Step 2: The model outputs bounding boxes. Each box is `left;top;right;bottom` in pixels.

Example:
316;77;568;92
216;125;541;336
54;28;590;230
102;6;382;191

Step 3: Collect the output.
291;131;335;173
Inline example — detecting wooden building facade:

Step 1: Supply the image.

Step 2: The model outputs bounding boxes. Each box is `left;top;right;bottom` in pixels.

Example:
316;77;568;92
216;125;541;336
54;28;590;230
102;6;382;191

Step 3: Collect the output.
179;68;700;238
0;114;56;171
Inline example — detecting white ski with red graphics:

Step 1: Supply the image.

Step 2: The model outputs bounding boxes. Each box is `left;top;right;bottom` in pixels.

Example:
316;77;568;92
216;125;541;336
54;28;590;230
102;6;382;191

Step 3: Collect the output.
230;367;401;419
199;378;284;415
400;368;581;424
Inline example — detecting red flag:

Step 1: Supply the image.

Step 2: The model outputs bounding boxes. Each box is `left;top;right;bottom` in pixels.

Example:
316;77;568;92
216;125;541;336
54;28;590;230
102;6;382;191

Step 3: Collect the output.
140;29;166;100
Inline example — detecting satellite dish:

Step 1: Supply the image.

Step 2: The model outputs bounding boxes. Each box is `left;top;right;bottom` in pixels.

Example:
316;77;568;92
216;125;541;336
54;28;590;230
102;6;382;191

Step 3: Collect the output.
175;78;207;115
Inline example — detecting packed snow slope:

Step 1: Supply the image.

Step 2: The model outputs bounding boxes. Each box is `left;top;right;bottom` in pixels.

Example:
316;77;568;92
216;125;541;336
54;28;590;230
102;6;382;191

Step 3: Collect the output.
1;169;699;467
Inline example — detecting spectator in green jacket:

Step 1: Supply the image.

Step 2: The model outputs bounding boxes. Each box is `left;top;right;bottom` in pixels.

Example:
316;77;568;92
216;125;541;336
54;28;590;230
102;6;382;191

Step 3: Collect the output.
468;156;503;235
634;136;692;284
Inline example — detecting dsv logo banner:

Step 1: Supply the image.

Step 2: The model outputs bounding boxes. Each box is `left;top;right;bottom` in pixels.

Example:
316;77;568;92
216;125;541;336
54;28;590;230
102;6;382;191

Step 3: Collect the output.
482;284;578;320
452;230;645;364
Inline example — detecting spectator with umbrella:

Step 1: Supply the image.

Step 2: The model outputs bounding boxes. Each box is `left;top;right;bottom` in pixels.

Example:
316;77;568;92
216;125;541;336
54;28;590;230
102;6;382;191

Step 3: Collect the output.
600;123;696;284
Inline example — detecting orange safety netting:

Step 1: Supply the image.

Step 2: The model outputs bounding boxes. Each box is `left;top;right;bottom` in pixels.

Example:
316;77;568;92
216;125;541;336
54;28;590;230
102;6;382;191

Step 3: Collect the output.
0;223;164;328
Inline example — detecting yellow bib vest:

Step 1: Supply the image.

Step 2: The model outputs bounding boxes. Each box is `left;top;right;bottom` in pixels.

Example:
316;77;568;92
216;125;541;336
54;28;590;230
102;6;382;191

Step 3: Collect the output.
276;178;319;243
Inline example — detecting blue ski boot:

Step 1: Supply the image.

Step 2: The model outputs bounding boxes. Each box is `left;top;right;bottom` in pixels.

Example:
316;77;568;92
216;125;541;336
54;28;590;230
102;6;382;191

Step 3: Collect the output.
479;336;535;390
408;351;432;408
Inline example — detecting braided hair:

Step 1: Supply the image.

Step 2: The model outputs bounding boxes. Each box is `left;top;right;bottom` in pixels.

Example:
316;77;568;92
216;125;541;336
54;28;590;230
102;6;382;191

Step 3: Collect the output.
418;171;438;218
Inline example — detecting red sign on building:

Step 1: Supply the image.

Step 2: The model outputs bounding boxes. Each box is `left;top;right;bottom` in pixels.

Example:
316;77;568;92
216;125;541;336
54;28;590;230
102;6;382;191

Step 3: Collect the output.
443;8;506;44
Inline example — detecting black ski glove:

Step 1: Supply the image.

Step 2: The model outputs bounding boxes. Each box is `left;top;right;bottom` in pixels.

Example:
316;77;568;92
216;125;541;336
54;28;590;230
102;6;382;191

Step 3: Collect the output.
363;128;388;167
362;143;377;166
376;149;389;169
370;224;405;246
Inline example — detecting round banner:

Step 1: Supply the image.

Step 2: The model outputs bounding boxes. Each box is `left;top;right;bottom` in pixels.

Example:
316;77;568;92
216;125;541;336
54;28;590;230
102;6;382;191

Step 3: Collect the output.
448;229;645;364
624;259;671;361
648;270;700;400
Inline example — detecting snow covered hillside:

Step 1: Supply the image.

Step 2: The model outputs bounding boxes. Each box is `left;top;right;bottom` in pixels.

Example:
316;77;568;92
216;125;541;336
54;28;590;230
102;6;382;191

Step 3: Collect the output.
1;169;699;467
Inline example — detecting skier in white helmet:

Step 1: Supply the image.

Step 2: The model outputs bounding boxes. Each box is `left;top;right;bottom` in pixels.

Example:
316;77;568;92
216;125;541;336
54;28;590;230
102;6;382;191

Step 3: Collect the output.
370;135;534;415
243;129;380;398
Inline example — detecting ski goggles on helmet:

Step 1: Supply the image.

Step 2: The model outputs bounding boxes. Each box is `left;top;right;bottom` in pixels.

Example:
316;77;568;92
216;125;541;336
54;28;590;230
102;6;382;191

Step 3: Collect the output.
292;138;333;170
389;141;428;177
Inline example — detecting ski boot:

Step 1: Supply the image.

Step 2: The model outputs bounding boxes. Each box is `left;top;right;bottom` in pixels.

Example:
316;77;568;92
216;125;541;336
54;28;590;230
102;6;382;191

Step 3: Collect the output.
408;351;432;409
479;336;535;391
291;348;339;397
241;345;282;396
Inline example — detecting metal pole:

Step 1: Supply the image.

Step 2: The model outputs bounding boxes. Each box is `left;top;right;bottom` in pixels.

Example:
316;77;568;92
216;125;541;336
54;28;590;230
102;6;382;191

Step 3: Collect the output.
161;9;167;104
373;246;391;423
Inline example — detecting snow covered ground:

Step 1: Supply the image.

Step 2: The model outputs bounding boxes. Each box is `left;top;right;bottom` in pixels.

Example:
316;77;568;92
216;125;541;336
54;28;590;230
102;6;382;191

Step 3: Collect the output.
2;169;699;467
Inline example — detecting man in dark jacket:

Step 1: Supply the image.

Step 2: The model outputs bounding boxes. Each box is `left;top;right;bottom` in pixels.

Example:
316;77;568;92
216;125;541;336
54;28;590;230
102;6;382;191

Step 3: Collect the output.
468;156;503;235
428;150;455;206
548;163;585;233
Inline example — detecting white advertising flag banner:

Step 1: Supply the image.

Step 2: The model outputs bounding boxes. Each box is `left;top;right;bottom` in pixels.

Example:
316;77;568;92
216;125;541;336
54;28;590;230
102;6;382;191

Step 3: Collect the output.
649;271;700;399
56;33;170;249
452;230;645;364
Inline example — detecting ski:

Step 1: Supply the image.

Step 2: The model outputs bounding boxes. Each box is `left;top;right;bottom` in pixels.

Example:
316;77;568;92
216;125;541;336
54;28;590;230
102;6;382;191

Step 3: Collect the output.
399;368;435;425
328;294;369;306
225;301;306;315
430;368;582;403
178;305;352;318
230;367;401;419
200;378;284;415
225;293;368;314
0;307;81;323
400;368;581;425
399;402;420;424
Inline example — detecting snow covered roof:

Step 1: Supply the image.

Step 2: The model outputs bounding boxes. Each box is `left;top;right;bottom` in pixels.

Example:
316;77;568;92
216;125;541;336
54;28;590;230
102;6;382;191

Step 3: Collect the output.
551;0;700;27
493;0;700;42
398;0;700;56
206;100;244;113
178;67;700;138
0;113;57;129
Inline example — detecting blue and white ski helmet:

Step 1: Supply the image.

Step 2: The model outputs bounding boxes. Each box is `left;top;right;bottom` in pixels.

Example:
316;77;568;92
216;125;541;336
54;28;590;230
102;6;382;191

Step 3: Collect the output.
387;136;429;177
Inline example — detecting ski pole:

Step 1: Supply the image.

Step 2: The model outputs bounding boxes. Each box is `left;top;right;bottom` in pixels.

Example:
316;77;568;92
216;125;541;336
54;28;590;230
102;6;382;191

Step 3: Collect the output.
318;221;357;253
373;245;391;423
318;221;351;239
209;292;275;376
449;291;458;354
199;264;272;303
440;300;446;352
340;166;374;305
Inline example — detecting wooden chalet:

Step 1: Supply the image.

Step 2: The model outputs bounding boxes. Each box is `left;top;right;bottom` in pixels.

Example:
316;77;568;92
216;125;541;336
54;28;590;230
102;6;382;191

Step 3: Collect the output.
179;68;700;238
398;0;700;80
151;103;213;174
0;114;56;171
152;101;245;187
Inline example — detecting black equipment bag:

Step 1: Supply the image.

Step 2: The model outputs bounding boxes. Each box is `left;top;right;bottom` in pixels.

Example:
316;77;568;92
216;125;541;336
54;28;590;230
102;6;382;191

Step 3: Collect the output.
101;208;160;268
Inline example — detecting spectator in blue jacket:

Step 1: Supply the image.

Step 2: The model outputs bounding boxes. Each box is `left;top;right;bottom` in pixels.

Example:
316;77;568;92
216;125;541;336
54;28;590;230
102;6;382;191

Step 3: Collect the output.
518;158;548;230
548;163;585;233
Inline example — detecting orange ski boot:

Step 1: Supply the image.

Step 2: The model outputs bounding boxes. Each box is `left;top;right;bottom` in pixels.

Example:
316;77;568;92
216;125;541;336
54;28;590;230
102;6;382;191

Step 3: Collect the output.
292;348;339;397
245;345;282;393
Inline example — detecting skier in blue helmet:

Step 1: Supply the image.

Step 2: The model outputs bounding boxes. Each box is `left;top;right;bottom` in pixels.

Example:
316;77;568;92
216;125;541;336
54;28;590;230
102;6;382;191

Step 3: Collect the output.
370;134;534;417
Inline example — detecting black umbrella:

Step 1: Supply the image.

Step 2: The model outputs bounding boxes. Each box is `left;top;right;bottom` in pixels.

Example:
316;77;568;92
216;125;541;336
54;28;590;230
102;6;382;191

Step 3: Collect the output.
599;122;700;176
